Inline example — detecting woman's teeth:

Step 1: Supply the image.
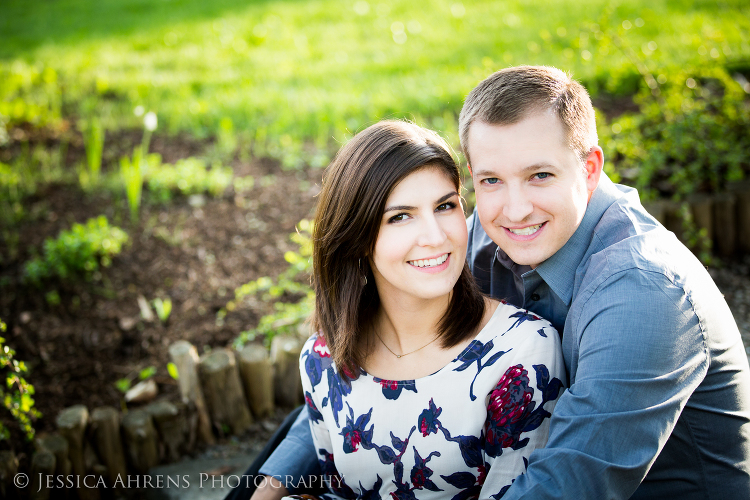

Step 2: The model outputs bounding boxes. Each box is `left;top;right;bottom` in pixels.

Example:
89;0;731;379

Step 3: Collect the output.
409;254;448;268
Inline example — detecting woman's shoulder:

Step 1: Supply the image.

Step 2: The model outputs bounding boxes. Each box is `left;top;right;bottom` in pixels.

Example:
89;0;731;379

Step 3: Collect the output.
475;299;558;348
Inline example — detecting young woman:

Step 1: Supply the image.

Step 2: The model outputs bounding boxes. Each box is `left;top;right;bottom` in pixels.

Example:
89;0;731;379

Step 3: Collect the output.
299;120;564;499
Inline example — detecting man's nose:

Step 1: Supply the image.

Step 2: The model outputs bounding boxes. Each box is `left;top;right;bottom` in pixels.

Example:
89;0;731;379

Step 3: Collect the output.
502;188;534;222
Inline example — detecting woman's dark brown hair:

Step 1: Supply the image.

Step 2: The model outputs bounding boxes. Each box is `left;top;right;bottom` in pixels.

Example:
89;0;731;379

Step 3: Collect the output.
312;120;485;380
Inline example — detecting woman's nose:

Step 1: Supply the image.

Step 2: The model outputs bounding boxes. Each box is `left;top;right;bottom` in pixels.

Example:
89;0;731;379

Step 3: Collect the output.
417;215;448;247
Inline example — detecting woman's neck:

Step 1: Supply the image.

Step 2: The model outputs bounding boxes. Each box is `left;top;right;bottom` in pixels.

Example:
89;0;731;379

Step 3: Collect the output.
372;292;451;356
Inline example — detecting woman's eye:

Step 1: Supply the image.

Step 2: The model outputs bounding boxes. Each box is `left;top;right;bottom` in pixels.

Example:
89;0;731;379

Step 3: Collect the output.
388;213;408;223
436;201;456;212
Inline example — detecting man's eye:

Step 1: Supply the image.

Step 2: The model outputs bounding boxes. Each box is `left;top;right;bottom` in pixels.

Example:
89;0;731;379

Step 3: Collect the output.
483;178;499;185
534;172;551;180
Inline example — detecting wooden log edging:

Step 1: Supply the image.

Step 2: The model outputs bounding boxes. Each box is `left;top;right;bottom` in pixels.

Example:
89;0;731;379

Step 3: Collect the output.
90;406;128;485
199;348;253;436
643;182;750;259
121;409;159;474
168;340;215;445
271;335;304;408
36;336;304;489
239;343;275;418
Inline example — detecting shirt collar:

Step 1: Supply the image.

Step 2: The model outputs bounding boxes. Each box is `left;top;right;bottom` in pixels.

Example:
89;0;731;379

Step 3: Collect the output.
531;174;622;305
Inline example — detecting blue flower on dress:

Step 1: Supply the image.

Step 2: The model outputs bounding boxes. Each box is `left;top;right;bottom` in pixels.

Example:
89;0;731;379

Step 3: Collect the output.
453;339;512;401
358;475;383;500
417;398;442;436
410;448;443;492
340;403;374;453
502;310;542;335
327;366;353;427
318;449;356;499
440;471;482;500
304;335;334;392
373;378;418;400
304;391;324;423
438;425;483;469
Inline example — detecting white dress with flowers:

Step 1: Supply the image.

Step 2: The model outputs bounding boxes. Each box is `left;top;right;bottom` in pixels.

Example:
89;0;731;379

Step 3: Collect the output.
299;301;565;500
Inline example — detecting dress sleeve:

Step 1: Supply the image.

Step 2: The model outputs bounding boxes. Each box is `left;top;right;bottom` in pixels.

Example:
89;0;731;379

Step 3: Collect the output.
298;335;352;500
499;269;709;499
479;313;566;499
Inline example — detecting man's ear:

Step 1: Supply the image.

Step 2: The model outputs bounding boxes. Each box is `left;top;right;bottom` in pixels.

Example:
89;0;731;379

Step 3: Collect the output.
584;146;604;195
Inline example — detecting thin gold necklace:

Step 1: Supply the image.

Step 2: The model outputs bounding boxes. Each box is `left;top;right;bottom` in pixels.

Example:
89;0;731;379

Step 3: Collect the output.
373;330;439;359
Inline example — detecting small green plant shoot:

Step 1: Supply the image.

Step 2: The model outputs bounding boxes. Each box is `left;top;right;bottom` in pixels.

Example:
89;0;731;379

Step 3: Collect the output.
222;219;314;347
152;297;172;324
120;110;158;222
115;365;157;394
1;317;41;441
80;117;105;189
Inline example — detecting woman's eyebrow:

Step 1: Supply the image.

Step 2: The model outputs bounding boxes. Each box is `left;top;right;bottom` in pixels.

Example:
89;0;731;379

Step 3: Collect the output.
384;191;458;213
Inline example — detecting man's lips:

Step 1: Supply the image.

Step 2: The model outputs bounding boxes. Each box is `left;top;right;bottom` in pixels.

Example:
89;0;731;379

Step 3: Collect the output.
504;222;546;240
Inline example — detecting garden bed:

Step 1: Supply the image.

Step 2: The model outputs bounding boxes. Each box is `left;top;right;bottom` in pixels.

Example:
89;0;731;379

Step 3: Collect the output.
0;133;319;454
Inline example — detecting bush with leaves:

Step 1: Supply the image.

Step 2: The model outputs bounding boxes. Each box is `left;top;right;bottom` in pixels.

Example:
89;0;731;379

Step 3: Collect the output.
601;66;749;201
221;220;314;347
23;216;128;286
0;318;40;441
146;157;234;203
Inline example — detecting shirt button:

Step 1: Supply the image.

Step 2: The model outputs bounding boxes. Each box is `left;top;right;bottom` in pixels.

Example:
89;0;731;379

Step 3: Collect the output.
531;293;541;301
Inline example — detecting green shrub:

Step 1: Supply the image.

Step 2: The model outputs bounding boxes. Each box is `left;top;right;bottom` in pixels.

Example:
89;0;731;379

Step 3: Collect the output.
0;317;40;441
602;66;750;200
146;157;233;203
23;216;128;286
221;220;314;347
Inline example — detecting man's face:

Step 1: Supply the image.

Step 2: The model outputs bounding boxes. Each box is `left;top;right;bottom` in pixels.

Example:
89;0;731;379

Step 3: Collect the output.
468;109;601;268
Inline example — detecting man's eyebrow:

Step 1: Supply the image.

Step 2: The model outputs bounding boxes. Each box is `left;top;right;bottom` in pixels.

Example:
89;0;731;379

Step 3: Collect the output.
473;163;560;178
384;191;458;213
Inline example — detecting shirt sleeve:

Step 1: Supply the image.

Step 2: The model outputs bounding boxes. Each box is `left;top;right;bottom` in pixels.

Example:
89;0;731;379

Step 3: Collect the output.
258;402;321;493
479;314;566;499
500;268;709;499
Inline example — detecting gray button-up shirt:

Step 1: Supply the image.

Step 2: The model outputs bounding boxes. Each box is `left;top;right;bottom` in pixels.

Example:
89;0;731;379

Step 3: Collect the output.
468;174;750;499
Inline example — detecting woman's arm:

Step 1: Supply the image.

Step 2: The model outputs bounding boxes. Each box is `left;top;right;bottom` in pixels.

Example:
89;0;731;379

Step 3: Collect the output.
250;476;288;500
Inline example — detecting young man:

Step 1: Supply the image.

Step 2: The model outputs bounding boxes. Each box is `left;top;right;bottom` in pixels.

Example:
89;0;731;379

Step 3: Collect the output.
234;66;750;499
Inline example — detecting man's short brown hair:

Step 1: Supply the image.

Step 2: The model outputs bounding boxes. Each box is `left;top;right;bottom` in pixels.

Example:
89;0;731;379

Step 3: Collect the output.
459;65;598;165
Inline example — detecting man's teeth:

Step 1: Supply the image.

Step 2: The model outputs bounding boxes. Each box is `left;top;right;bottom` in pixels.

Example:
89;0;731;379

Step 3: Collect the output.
410;254;449;268
508;223;543;236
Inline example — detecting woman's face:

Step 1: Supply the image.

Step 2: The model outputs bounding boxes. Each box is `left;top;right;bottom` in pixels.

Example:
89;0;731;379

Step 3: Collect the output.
370;166;468;305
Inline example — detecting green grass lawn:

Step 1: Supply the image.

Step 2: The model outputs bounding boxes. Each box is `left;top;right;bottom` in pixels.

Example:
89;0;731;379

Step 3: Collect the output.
1;0;749;163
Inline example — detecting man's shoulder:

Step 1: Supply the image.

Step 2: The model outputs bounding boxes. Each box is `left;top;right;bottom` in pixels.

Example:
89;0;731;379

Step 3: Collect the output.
574;195;706;300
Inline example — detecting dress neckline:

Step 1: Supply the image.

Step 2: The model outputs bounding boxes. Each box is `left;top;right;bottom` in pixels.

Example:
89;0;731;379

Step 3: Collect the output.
362;302;507;384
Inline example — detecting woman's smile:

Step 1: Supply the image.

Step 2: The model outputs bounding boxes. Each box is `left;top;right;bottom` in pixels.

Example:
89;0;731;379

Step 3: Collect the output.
407;252;451;273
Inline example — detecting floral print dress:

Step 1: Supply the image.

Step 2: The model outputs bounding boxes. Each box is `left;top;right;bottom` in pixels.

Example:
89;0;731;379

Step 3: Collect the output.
299;302;565;500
